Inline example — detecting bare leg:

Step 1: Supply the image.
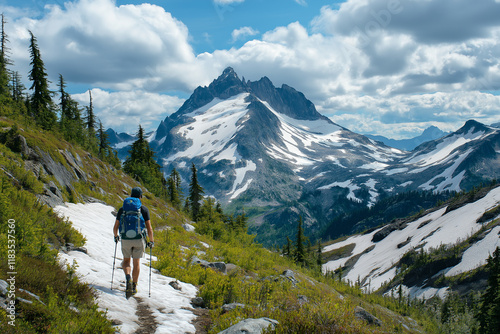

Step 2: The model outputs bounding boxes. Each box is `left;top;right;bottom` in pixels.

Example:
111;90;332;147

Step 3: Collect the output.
122;258;131;276
132;258;141;282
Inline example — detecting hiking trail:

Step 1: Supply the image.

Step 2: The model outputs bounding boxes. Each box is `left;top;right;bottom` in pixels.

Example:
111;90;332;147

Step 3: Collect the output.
56;203;198;334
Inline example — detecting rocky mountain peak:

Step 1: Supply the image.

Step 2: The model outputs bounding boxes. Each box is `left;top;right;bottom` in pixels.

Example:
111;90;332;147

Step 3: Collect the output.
208;67;247;99
459;119;491;134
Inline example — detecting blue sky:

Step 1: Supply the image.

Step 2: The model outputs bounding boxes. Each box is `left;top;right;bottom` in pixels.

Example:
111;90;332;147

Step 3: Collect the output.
1;0;500;138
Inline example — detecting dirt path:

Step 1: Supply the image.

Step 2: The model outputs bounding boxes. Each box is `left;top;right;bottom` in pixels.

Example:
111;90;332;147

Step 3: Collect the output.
133;296;159;334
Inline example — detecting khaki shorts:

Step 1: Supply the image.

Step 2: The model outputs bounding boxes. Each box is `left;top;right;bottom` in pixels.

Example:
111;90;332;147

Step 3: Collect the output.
121;238;145;259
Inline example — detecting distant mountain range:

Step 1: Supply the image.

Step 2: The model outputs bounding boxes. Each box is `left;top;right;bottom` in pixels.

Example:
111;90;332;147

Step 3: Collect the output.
322;183;500;299
365;126;451;151
108;68;500;245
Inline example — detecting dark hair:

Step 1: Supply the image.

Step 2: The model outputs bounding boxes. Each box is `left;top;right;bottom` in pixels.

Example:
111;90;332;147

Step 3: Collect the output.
131;187;143;198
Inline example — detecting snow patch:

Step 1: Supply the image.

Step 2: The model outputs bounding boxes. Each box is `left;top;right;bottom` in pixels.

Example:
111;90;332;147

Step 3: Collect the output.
55;203;197;334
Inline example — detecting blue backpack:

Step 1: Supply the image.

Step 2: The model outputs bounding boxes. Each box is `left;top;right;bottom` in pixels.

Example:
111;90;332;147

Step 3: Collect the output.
119;197;146;240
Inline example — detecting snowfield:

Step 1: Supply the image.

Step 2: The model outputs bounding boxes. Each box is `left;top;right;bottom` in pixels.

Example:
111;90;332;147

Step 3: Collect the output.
322;186;500;299
55;203;198;334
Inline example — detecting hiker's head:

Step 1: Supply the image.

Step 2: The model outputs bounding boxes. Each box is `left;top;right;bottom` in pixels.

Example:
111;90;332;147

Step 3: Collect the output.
131;187;143;198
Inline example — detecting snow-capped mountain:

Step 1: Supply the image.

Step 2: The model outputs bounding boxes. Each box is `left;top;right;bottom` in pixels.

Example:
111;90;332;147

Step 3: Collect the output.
322;184;500;299
150;67;403;207
110;68;500;244
366;126;450;151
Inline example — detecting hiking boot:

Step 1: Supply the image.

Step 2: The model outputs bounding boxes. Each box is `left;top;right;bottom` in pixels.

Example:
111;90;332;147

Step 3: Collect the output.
125;278;133;299
132;282;138;295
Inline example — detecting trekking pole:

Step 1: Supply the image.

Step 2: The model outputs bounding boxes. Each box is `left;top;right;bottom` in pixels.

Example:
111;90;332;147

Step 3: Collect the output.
111;241;118;290
149;245;152;298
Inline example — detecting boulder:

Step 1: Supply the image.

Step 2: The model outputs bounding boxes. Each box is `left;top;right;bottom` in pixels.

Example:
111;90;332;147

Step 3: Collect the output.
191;296;205;308
182;223;196;232
191;256;227;274
354;306;382;326
218;318;279;334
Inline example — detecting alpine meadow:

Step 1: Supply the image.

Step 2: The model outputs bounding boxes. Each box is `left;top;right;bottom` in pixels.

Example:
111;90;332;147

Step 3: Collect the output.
1;1;500;334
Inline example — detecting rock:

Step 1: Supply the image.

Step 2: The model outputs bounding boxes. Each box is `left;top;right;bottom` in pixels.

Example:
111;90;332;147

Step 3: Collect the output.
169;280;182;291
221;303;245;313
191;297;205;308
191;256;227;274
38;182;65;208
182;223;196;232
65;243;88;254
218;317;279;334
281;270;298;286
111;319;123;326
354;306;382;326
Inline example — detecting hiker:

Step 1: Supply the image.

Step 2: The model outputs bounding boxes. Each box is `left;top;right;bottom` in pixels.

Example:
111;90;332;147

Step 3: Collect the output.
113;187;154;297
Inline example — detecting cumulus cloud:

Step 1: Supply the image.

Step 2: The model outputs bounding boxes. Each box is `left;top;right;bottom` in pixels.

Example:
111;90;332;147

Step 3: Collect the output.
231;26;259;42
72;89;185;133
312;0;500;44
4;0;500;138
8;0;198;92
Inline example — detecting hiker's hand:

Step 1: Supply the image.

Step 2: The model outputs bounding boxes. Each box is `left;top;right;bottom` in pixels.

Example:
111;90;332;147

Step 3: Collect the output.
147;241;154;249
114;235;120;243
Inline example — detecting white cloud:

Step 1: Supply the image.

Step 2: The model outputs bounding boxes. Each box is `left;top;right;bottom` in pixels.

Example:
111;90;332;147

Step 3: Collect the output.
213;0;245;4
231;26;259;42
4;0;500;138
72;89;185;134
7;0;197;92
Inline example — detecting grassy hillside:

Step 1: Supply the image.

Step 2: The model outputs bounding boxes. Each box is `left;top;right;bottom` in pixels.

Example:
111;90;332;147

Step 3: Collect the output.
0;112;447;333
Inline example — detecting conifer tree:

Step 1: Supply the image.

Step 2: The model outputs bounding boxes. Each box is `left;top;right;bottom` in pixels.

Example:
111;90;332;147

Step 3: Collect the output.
0;14;11;96
166;168;183;209
28;31;56;130
316;239;323;268
11;71;25;103
85;90;96;137
234;211;248;232
188;163;204;221
477;247;500;333
123;125;165;196
58;74;69;126
58;74;84;142
294;216;305;265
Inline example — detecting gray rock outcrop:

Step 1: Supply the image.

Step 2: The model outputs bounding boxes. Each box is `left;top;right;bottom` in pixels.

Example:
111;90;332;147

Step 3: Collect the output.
217;317;279;334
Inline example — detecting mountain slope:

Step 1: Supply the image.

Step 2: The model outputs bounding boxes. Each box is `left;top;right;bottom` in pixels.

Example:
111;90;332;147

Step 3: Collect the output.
322;184;500;299
110;68;500;245
0;115;436;333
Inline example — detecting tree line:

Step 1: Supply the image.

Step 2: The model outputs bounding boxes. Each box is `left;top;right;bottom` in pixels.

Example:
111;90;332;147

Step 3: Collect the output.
0;16;120;168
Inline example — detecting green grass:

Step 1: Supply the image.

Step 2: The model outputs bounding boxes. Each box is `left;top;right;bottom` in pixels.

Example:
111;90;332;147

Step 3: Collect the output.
0;115;441;333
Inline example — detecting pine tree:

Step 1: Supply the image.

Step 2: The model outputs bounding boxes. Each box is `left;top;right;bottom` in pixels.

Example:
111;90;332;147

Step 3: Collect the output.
316;239;323;268
477;247;500;333
58;74;67;122
85;90;96;137
58;74;84;142
123;125;165;196
97;121;110;159
166;168;183;209
294;216;305;265
11;71;25;103
83;90;98;152
28;31;56;130
0;14;11;96
188;163;204;221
